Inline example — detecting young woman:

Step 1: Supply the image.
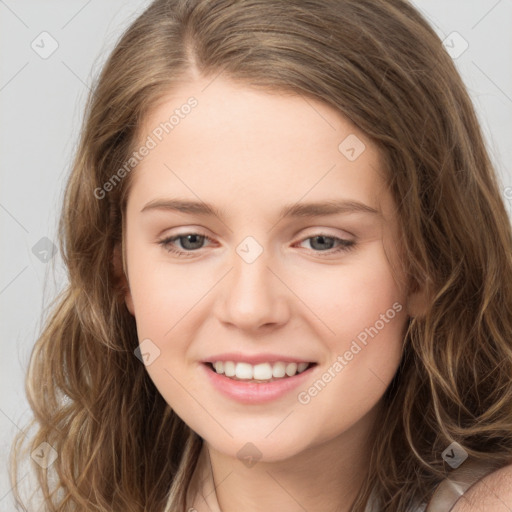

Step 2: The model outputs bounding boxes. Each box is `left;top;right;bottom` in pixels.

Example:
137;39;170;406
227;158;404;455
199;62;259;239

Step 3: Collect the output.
10;0;512;511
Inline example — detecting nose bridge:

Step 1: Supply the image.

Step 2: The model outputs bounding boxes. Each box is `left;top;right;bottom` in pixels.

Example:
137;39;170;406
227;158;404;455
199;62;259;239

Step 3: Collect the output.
217;235;289;329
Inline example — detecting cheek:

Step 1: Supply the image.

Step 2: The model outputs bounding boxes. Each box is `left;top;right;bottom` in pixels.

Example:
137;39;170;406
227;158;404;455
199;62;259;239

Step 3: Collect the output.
291;246;406;344
290;248;407;418
126;256;207;416
127;246;209;338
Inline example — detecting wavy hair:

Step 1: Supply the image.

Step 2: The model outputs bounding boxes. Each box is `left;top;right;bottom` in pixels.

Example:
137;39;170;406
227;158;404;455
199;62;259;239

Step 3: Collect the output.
10;0;512;510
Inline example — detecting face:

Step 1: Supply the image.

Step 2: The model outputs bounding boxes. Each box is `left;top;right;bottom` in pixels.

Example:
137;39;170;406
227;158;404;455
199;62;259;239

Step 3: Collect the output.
121;76;412;463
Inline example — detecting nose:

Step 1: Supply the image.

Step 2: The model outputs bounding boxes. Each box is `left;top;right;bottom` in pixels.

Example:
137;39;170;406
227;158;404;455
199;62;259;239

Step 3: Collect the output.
214;246;291;332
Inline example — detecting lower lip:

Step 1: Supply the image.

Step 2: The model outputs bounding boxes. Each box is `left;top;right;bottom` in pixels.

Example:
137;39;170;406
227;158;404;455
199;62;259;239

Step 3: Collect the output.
201;363;317;404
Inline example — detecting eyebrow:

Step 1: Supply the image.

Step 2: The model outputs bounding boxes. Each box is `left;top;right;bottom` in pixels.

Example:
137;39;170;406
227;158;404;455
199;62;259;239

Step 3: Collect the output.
140;198;379;219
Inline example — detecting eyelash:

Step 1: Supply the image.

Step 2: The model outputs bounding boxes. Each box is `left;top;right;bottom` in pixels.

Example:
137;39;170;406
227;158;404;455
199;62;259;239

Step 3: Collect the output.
157;232;356;258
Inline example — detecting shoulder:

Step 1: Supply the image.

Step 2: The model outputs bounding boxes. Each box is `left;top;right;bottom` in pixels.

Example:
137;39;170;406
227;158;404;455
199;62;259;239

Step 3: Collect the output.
451;463;512;512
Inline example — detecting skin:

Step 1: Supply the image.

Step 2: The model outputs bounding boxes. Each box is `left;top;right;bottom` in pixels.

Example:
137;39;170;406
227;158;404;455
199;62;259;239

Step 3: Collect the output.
451;465;512;512
120;76;424;512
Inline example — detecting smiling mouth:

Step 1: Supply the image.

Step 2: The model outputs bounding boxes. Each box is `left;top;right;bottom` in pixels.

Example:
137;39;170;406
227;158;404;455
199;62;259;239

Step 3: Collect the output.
204;361;317;383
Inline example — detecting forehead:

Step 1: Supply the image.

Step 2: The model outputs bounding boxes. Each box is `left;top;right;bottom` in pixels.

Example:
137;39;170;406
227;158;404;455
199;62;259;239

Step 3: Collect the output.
128;76;391;218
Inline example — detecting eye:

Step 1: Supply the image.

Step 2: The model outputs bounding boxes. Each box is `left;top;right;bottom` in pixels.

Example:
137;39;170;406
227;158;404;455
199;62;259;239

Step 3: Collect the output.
296;234;355;255
158;232;213;257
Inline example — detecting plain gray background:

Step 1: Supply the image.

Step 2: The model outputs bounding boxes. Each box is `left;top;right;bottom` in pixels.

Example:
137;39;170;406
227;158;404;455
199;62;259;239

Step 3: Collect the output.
1;1;511;509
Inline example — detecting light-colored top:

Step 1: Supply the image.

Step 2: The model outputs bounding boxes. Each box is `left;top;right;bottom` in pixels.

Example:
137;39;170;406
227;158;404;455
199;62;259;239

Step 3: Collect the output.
362;459;499;512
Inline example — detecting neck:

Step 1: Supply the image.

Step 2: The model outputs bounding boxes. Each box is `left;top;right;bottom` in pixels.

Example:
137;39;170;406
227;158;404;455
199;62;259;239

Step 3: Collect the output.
188;403;381;512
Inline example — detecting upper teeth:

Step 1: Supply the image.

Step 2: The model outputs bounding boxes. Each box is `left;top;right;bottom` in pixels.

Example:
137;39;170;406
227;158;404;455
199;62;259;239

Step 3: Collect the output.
212;361;310;380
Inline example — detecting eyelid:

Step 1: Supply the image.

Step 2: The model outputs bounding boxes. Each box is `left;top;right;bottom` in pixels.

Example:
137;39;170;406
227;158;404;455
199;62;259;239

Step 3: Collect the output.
295;226;355;239
159;230;214;246
158;227;354;244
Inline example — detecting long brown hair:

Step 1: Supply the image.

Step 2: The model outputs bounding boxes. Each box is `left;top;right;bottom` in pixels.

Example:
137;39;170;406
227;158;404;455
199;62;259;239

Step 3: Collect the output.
10;0;512;510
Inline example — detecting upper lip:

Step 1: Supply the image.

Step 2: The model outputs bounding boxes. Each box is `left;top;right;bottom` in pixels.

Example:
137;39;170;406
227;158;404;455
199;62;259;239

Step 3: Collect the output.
202;353;316;365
